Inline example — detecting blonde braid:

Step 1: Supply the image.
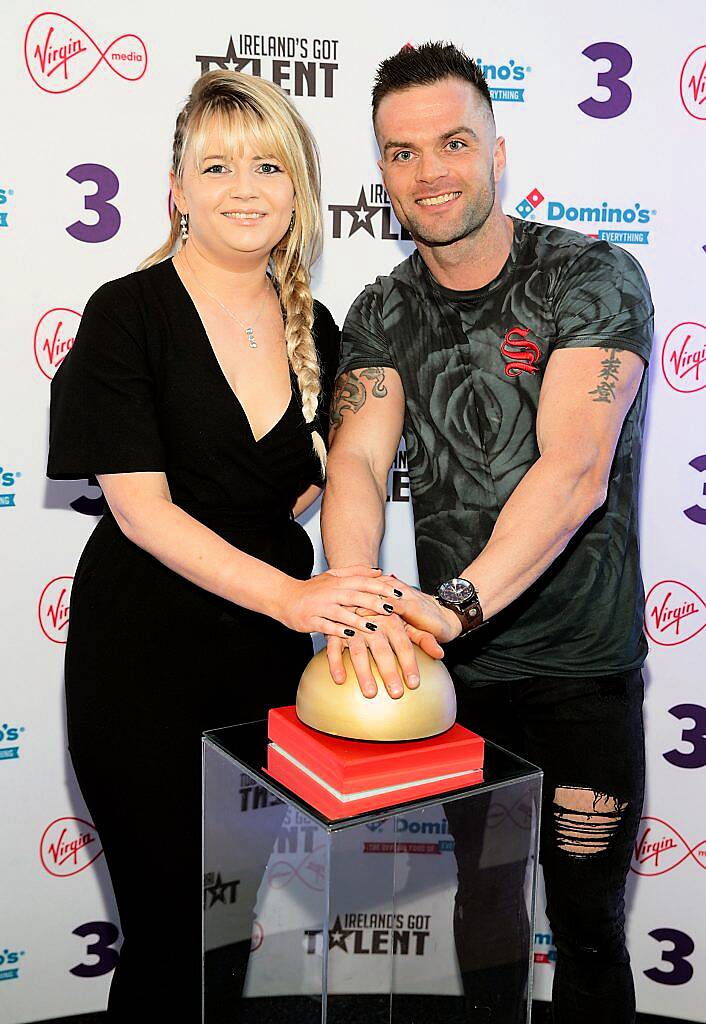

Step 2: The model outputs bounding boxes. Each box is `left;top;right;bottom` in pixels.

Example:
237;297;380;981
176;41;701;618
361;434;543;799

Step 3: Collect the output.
274;259;326;474
138;104;191;270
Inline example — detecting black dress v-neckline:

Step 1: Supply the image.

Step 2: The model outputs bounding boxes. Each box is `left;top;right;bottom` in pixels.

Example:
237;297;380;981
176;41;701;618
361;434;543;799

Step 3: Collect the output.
167;257;296;446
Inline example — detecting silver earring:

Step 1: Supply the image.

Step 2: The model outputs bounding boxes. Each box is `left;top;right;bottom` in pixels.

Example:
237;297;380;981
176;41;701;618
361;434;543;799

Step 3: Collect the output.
289;210;295;231
180;213;188;241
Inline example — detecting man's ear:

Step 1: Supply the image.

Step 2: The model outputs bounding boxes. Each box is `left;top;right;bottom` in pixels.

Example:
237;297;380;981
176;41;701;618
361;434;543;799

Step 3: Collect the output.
493;137;504;183
493;136;507;183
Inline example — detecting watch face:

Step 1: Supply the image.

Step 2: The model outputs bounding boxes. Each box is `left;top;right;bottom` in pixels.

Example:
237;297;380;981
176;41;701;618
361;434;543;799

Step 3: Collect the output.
438;578;476;607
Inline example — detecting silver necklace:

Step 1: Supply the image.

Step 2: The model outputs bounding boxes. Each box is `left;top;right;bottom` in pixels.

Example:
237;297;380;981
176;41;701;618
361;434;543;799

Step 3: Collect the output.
182;252;271;349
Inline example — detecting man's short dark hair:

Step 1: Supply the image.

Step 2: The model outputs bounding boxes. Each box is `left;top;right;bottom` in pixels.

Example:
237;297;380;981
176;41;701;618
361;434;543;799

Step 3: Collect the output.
372;41;493;123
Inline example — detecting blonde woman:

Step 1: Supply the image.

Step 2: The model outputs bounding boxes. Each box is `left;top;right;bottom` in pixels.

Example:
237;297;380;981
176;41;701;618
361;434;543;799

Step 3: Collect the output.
47;71;401;1018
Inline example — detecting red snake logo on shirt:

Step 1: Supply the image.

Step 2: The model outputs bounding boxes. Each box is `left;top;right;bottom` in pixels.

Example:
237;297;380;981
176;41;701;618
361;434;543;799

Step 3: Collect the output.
501;325;541;377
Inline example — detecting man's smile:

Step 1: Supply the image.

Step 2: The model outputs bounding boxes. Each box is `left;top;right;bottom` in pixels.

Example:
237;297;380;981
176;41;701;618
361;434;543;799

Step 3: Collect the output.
416;191;462;208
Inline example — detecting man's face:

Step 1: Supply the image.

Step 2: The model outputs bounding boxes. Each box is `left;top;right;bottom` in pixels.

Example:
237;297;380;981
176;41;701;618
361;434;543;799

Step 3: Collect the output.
375;77;506;247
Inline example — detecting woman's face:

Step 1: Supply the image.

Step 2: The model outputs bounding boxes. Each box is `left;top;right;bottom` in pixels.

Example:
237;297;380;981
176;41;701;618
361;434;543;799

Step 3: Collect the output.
172;121;295;264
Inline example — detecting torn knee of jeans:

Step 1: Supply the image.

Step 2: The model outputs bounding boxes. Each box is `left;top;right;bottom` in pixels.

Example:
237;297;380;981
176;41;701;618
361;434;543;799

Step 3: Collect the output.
552;786;628;857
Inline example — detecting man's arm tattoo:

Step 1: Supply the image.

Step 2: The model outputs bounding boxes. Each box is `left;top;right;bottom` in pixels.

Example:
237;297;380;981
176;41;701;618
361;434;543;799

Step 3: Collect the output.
330;367;388;429
588;349;622;403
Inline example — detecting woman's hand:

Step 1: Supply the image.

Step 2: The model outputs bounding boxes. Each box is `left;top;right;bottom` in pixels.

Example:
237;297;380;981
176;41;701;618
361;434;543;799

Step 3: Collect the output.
326;613;444;699
276;565;402;637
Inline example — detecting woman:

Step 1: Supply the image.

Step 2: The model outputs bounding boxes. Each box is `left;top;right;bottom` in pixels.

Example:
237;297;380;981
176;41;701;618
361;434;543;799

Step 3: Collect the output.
47;70;400;1019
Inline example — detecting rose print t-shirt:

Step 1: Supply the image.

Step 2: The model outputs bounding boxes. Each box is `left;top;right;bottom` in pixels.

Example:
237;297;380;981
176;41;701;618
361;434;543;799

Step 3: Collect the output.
337;217;654;683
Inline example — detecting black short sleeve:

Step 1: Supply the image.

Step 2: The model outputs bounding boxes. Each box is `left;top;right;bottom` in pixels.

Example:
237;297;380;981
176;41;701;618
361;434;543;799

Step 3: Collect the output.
337;281;396;377
551;242;654;362
312;300;341;443
307;301;341;486
47;280;166;480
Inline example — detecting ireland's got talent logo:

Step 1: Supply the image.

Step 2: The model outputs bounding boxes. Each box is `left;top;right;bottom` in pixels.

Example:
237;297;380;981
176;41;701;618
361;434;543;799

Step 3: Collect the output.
24;12;147;93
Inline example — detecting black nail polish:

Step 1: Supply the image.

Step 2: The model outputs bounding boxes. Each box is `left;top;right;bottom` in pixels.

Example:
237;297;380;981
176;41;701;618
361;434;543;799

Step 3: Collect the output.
371;566;381;571
344;628;355;637
393;589;403;598
365;622;378;631
383;603;394;613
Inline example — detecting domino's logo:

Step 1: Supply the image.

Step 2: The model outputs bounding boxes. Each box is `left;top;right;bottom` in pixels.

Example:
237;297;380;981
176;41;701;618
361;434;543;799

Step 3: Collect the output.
476;57;531;102
515;187;545;220
0;466;21;508
0;723;26;762
515;186;656;244
0;948;26;982
0;187;14;229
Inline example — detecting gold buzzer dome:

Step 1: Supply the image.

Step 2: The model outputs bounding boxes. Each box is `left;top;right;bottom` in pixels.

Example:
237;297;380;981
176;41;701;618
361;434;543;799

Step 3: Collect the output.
296;645;457;741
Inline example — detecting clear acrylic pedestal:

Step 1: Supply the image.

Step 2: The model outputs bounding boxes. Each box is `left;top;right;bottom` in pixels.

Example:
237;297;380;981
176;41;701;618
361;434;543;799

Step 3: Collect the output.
203;717;542;1023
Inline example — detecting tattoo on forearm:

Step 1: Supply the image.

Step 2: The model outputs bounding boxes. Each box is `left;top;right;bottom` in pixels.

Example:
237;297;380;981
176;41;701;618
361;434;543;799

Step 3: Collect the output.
588;349;621;403
331;368;388;428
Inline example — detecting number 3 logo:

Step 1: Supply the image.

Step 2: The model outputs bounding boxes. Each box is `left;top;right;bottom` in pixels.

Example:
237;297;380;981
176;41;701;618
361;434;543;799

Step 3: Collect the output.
66;163;121;243
70;921;121;977
645;928;694;986
579;42;633;119
664;704;706;769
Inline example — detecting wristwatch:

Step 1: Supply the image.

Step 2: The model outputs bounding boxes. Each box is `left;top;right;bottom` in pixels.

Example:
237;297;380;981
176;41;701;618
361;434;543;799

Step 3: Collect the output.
435;578;485;638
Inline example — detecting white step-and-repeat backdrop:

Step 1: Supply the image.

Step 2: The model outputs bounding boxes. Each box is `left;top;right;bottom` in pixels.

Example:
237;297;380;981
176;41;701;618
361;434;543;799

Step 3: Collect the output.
1;1;705;1020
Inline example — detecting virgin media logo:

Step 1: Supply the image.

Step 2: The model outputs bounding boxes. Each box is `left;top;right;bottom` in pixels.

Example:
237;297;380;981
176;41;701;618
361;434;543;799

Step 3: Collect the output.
38;576;73;644
269;845;326;892
40;816;103;877
680;45;706;120
24;13;147;94
631;816;706;876
644;580;706;647
33;308;80;380
661;322;706;392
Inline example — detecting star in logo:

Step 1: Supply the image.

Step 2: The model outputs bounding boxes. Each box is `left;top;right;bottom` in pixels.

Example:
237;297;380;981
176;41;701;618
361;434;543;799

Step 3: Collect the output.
204;871;240;908
328;915;354;952
195;37;253;75
328;187;384;238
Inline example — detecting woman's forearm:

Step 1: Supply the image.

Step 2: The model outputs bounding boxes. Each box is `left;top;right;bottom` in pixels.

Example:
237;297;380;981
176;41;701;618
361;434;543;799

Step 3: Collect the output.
116;495;294;621
293;484;322;519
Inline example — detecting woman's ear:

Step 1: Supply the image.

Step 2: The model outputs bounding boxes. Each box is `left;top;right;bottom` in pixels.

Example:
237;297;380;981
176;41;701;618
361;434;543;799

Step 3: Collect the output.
169;170;186;215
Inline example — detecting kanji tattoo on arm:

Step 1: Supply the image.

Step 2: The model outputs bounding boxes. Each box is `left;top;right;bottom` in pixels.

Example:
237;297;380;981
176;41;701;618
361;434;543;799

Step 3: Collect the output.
588;349;622;403
330;368;388;429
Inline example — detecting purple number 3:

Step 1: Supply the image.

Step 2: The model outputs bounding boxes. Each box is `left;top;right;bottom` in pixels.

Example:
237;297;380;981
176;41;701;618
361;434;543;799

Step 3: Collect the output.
66;163;121;243
579;42;633;119
645;929;694;986
664;704;706;769
70;921;120;977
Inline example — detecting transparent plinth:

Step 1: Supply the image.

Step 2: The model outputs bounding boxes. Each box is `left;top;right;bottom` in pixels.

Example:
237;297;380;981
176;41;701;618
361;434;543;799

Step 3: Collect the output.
203;716;542;1024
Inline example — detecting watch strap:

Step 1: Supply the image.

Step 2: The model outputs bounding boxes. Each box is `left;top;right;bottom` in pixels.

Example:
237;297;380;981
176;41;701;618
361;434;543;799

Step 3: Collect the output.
449;595;484;637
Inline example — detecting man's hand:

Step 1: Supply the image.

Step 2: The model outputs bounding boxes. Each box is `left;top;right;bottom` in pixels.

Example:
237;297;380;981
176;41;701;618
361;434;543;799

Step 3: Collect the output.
326;613;444;699
386;583;463;644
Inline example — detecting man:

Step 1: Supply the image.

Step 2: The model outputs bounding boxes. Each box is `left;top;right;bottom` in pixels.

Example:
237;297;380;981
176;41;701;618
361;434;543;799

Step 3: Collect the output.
321;42;652;1024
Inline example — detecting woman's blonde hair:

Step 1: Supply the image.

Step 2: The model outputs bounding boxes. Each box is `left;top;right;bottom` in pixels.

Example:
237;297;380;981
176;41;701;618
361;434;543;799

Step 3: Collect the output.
141;70;326;470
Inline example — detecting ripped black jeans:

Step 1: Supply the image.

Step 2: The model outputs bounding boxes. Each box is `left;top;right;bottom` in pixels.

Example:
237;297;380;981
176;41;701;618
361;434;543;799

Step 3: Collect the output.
445;669;645;1024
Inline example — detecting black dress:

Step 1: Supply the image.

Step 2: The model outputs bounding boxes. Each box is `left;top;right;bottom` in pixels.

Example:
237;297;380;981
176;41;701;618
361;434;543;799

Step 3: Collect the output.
47;259;340;1020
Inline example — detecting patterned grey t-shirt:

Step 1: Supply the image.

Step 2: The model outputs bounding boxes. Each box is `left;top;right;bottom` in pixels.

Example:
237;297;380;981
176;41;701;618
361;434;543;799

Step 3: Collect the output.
338;218;654;683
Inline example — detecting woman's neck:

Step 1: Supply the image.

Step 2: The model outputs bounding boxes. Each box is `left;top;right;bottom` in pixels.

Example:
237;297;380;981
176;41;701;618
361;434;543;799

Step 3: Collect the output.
177;240;271;302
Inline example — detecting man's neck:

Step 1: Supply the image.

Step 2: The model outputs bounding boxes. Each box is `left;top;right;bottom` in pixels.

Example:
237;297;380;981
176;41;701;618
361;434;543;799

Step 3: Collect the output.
416;210;514;292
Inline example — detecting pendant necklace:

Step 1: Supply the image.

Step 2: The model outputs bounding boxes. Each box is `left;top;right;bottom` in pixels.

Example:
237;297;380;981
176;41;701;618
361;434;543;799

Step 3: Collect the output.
181;251;271;349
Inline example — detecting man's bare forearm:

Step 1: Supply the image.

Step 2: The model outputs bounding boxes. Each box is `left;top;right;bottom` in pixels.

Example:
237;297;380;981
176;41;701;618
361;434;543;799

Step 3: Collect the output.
322;451;386;568
459;451;606;618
